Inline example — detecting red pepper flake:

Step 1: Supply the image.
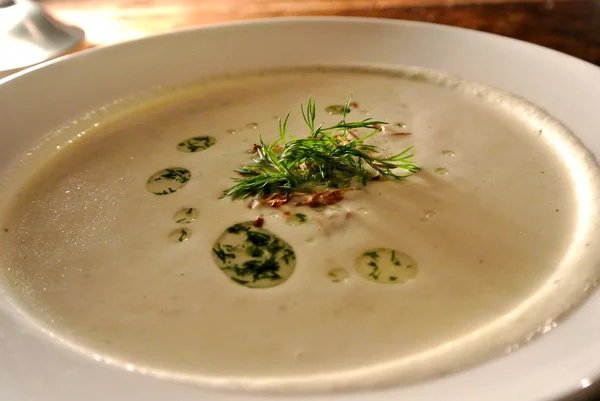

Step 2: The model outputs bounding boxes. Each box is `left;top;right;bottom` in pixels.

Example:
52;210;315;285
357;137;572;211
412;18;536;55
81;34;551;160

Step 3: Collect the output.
321;190;344;205
248;144;261;154
265;193;291;207
349;101;359;108
252;189;349;210
300;189;344;208
253;216;265;227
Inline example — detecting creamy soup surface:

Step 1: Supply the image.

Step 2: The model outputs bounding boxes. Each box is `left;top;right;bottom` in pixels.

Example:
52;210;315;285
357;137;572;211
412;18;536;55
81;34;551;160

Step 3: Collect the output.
1;67;600;392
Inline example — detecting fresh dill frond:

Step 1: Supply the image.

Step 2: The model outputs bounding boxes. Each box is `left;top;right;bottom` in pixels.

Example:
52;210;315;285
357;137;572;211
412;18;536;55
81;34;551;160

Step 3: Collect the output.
223;97;420;201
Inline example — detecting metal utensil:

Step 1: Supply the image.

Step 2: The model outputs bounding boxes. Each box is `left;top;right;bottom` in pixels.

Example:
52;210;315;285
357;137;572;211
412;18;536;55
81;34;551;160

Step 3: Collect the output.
0;0;85;77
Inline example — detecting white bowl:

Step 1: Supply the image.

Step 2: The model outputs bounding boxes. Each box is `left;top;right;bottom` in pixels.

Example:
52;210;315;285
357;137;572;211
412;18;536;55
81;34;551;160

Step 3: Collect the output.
1;17;600;401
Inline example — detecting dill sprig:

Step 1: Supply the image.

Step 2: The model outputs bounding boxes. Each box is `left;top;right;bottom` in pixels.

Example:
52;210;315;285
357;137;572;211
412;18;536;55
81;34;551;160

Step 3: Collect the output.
223;97;420;200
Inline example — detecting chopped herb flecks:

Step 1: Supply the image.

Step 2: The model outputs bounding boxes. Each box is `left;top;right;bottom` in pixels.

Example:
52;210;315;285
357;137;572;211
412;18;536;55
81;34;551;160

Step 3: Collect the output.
391;250;401;266
168;227;191;243
176;136;216;153
173;207;199;224
285;212;309;226
227;223;248;235
212;221;296;288
363;250;379;260
147;167;191;195
178;229;189;242
213;242;236;263
326;267;349;283
355;247;418;284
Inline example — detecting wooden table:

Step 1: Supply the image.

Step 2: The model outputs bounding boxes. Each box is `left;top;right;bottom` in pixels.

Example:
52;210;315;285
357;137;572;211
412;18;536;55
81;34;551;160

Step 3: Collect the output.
41;0;600;66
32;0;600;399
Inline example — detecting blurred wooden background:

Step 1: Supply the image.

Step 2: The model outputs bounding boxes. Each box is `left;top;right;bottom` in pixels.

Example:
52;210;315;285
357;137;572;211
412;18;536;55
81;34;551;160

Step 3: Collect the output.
40;0;600;64
42;0;538;45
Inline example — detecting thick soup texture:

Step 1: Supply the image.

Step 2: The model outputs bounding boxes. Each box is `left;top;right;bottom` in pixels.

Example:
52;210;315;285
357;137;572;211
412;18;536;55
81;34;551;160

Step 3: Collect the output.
1;67;599;392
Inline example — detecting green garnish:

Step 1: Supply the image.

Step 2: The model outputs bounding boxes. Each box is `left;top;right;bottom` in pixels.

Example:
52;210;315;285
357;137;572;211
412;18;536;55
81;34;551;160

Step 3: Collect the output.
227;223;249;234
223;97;420;202
173;207;199;224
363;251;379;260
368;262;380;280
146;167;191;195
178;229;189;242
356;248;419;284
295;213;307;223
212;221;296;288
167;227;191;243
176;136;216;153
363;250;381;280
391;250;401;266
154;168;190;184
325;104;351;115
213;243;236;263
285;212;310;226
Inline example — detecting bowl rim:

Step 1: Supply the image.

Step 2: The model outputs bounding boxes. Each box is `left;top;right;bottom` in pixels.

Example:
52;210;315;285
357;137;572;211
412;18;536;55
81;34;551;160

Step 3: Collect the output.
1;15;600;401
3;14;600;87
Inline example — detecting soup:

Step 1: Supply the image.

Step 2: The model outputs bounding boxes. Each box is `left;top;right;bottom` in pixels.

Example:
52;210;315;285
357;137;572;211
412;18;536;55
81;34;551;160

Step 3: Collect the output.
1;67;599;392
